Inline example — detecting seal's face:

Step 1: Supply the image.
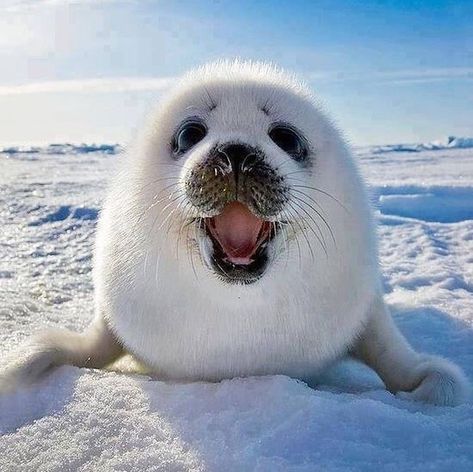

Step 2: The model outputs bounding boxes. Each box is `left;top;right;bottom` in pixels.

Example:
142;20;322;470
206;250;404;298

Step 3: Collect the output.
148;72;330;285
183;139;294;284
177;119;311;284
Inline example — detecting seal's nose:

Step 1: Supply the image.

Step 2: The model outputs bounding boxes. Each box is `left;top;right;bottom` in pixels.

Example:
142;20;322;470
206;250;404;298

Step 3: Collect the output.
217;143;259;176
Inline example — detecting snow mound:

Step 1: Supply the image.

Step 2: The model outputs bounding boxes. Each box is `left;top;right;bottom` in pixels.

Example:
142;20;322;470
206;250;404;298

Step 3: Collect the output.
371;136;473;154
1;365;472;472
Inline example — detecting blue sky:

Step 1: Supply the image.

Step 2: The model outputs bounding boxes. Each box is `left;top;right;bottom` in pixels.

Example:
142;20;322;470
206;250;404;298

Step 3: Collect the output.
0;0;471;145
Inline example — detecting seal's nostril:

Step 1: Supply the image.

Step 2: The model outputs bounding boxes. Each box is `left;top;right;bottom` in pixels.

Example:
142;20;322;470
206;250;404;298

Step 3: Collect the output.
217;143;259;175
241;153;259;173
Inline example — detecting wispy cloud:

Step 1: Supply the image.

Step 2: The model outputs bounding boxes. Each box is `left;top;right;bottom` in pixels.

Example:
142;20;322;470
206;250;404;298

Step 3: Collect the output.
3;0;128;11
1;67;470;97
373;67;473;85
0;77;175;96
306;67;473;85
1;64;471;98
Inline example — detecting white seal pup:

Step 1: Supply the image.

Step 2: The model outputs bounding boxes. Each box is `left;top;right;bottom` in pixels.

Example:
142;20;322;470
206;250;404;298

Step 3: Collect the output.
0;61;469;406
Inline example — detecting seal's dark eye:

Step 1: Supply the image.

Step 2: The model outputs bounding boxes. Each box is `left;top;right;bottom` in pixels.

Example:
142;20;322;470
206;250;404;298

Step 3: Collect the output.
269;126;307;161
174;122;206;155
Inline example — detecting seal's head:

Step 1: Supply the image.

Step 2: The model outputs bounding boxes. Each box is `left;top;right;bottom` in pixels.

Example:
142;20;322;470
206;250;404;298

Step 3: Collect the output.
134;61;353;286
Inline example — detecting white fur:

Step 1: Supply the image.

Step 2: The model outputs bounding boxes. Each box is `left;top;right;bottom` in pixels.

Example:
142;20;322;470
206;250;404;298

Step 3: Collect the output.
1;61;469;406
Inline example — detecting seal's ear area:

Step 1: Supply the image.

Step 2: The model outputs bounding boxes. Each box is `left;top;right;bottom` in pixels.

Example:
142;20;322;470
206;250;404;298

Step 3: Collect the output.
353;296;470;406
0;319;123;393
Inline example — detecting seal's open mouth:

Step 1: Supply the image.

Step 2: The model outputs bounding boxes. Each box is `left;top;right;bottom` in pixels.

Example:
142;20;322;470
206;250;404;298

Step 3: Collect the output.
204;202;275;283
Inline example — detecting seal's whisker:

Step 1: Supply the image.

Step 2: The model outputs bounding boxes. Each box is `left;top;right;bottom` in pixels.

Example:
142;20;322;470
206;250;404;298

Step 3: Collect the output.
148;188;185;215
142;189;178;217
175;200;193;260
282;222;291;268
125;191;182;235
281;209;303;268
132;174;182;195
149;192;186;239
285;205;316;262
143;247;150;277
154;249;161;288
180;205;199;265
156;162;193;170
151;181;184;202
184;216;199;281
290;189;334;242
288;196;328;246
160;196;187;236
195;217;207;269
276;220;290;268
288;199;328;257
159;191;186;217
289;192;336;247
291;184;349;213
289;193;334;247
283;169;313;177
137;175;181;189
131;182;183;225
287;186;329;217
138;197;184;279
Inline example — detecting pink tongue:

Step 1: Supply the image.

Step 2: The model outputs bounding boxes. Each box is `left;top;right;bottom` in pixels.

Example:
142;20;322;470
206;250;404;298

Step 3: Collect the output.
210;202;264;265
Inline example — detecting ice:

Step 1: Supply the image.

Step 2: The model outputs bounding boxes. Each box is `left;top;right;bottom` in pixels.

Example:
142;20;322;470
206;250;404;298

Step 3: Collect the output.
0;143;122;156
367;136;473;154
0;143;472;471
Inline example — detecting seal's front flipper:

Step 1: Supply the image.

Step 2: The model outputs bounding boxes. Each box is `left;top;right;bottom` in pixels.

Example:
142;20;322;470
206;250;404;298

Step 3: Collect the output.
0;317;123;393
352;296;470;406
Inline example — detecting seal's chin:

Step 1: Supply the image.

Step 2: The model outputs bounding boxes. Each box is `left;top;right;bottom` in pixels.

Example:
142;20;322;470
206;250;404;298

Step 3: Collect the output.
204;202;276;284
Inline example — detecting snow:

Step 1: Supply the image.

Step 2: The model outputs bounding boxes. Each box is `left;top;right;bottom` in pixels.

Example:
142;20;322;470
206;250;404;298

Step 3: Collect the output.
1;143;473;471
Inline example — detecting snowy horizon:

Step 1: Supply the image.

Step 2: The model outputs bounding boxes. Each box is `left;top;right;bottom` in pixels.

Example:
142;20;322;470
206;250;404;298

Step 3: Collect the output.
1;135;473;154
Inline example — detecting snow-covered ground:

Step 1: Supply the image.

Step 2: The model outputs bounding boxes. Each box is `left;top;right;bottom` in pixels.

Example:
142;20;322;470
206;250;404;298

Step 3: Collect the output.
0;142;472;471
